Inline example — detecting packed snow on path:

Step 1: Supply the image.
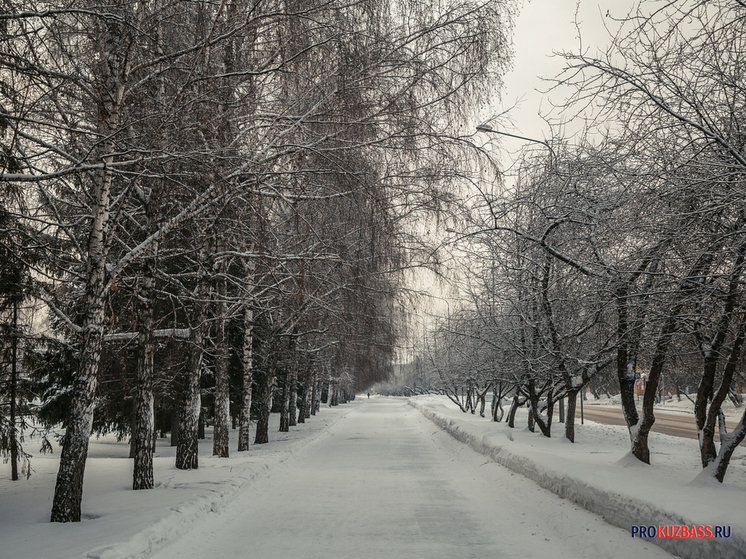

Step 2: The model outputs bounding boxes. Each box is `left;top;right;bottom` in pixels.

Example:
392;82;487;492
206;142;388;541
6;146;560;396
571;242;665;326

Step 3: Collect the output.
410;395;746;559
149;398;672;559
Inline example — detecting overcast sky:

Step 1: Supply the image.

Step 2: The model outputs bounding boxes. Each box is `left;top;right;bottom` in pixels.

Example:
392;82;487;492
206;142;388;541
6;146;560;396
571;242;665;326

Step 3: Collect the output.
489;0;635;155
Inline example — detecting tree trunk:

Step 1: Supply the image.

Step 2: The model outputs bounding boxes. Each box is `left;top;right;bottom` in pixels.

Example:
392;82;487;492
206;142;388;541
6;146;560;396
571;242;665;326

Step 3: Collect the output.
254;359;276;445
238;306;253;452
297;378;307;424
50;307;104;522
564;389;578;443
310;376;319;415
170;413;179;447
279;369;290;432
297;367;312;424
632;306;683;464
212;274;230;458
288;366;298;427
696;310;746;469
198;410;205;440
526;382;553;438
10;299;19;481
129;412;136;458
713;408;746;482
50;29;128;519
316;377;323;413
51;158;114;520
478;388;487;418
133;248;157;490
305;371;314;419
507;395;522;428
132;320;155;488
176;324;203;469
615;288;640;439
491;383;505;422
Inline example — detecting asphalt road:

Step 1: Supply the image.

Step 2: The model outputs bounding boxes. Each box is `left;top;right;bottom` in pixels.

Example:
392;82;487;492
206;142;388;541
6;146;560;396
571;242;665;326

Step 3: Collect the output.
578;404;745;446
149;399;672;559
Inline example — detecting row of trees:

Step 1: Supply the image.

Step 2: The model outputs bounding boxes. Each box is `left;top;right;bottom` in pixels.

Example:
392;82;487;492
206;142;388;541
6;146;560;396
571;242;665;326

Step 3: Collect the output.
423;0;746;484
0;0;513;522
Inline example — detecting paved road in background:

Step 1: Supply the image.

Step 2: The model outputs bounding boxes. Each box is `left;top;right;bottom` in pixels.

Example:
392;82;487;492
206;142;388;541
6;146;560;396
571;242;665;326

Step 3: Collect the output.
579;405;745;446
150;399;672;559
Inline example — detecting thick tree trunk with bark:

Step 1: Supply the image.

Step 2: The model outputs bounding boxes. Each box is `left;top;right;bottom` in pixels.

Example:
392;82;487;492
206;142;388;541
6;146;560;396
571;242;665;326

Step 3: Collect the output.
694;247;746;470
51;76;122;519
50;307;104;522
170;414;179;447
616;299;640;431
176;320;204;470
212;342;230;456
133;257;156;489
526;382;553;438
491;383;506;422
238;306;253;452
698;313;746;474
198;411;205;439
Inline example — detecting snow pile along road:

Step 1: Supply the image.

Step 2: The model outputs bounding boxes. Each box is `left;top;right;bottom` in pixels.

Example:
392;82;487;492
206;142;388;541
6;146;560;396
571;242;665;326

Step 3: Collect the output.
409;396;746;559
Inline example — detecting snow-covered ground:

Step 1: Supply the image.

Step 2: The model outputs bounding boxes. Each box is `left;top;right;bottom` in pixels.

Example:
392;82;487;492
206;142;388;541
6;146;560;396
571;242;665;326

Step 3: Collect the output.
410;395;746;559
1;396;744;559
150;398;674;559
0;406;354;559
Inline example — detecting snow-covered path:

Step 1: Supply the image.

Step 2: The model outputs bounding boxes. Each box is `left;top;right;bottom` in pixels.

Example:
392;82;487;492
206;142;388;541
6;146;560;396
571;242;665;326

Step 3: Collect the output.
150;398;672;559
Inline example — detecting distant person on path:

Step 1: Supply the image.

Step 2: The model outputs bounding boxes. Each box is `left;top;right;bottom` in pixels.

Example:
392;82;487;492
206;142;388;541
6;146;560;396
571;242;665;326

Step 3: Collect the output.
367;392;370;399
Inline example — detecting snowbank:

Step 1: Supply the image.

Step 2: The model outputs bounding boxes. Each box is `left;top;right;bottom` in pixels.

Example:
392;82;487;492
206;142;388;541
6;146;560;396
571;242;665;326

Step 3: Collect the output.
409;396;746;559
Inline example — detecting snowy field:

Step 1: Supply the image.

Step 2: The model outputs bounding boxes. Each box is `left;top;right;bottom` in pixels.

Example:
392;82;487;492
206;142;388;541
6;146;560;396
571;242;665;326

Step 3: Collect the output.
410;395;746;559
1;396;744;559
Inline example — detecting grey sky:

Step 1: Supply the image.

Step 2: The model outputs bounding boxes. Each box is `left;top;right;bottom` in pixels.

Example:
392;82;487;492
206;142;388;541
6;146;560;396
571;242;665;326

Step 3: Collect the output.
493;0;633;152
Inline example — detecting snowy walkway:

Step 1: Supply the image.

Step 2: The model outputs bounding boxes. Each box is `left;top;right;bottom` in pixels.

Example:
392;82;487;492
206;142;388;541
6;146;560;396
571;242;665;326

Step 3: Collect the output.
410;395;746;559
150;398;671;559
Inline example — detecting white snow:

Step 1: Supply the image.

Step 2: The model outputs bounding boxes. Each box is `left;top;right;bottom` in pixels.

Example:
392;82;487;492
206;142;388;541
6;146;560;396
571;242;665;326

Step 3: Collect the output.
0;408;353;559
409;395;746;559
1;396;743;559
147;398;675;559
